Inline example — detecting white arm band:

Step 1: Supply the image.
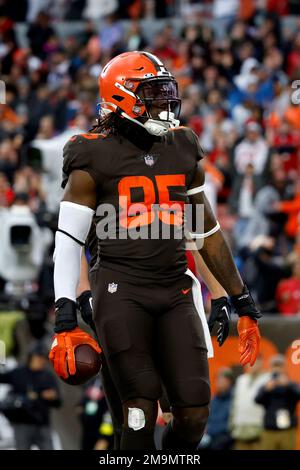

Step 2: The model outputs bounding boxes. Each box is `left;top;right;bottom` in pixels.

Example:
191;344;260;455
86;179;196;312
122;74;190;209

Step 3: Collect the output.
187;185;205;196
189;221;220;239
54;201;94;302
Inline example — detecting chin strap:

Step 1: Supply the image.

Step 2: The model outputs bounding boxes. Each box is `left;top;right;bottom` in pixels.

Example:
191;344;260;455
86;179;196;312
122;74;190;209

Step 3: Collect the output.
143;111;180;136
120;109;180;136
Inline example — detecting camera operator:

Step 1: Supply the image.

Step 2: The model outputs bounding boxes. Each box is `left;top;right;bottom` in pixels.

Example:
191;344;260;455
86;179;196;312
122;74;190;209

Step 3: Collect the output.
0;343;61;450
255;354;300;450
0;192;52;296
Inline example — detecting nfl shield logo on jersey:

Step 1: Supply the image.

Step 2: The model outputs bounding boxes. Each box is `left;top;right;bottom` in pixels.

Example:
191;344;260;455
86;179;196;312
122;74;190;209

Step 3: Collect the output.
144;154;155;167
108;282;118;294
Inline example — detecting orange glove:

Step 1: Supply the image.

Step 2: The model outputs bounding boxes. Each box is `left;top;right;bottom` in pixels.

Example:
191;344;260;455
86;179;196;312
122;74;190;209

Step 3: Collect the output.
49;327;102;379
237;316;260;367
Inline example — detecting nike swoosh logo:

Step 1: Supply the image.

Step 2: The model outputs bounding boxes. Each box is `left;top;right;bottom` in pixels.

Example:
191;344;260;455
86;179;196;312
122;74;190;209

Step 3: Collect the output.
182;288;191;295
222;306;229;319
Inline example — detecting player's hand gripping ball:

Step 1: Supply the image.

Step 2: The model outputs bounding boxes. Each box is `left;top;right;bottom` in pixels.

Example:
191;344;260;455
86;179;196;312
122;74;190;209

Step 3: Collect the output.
49;327;102;385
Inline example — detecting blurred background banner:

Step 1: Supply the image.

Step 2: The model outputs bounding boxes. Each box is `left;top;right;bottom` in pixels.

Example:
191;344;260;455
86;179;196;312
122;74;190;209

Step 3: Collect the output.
0;340;5;365
211;318;300;383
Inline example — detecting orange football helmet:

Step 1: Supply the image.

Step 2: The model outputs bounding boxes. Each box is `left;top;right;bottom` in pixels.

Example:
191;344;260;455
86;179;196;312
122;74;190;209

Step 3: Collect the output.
99;51;181;135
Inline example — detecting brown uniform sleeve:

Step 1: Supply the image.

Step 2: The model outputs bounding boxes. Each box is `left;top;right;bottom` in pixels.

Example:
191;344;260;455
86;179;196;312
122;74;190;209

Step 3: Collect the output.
186;128;205;162
182;127;205;190
61;135;98;188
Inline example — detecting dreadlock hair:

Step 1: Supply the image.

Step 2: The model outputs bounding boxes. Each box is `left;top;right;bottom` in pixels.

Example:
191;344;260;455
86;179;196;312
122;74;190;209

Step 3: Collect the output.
89;112;122;135
89;110;158;151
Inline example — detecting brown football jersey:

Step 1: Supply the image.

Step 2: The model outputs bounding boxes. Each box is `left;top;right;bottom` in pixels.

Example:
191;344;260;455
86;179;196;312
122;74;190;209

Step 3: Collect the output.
62;126;203;281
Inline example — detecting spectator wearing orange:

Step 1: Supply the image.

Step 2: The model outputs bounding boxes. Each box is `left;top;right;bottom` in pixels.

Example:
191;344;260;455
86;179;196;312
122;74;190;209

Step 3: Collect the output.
284;104;300;133
172;40;192;90
0;172;14;207
0;104;20;127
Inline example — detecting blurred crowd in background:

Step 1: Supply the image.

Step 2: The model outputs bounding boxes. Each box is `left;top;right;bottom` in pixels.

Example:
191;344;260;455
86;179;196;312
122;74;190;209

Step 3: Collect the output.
1;0;300;450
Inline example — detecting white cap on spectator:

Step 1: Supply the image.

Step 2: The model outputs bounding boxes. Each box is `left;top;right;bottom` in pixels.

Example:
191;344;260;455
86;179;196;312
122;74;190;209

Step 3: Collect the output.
28;56;42;72
240;57;260;75
234;73;258;91
246;121;262;133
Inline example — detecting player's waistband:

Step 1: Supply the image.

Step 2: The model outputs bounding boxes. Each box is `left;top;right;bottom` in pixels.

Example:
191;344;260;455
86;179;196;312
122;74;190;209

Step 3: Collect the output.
90;258;188;287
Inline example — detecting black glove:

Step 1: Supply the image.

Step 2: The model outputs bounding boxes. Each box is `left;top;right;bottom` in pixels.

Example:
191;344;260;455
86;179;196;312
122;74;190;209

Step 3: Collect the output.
77;290;97;334
230;284;261;319
54;298;78;333
208;297;231;346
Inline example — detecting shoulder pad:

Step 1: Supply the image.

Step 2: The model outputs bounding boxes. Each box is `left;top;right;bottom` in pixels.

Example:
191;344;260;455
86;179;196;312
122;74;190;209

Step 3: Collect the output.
169;126;204;161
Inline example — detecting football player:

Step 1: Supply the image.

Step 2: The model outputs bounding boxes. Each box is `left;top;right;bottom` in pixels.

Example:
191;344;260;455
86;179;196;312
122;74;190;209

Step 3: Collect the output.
49;51;261;450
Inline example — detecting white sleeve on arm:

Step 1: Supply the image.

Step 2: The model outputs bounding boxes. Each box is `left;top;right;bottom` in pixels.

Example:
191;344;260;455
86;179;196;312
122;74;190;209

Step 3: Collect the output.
54;201;94;302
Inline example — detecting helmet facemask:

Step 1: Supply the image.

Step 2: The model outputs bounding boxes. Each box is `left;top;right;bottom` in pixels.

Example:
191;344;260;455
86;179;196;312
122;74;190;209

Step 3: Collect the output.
135;78;181;136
